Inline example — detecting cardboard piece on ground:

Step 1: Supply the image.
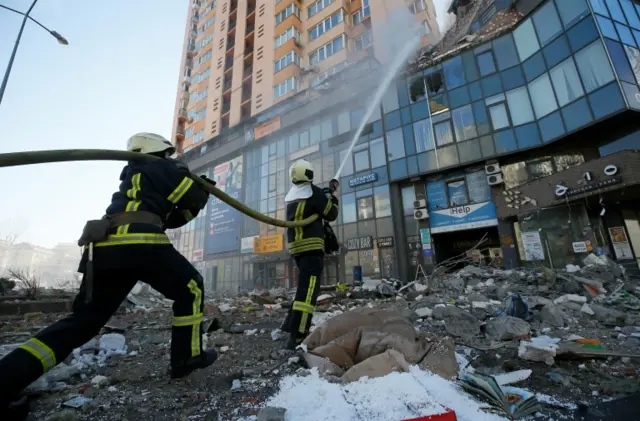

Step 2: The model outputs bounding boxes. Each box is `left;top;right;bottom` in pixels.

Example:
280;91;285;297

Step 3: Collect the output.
341;349;409;383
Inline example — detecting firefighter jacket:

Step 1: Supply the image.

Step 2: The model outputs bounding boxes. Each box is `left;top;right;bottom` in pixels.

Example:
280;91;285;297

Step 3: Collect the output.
286;184;339;256
98;158;209;248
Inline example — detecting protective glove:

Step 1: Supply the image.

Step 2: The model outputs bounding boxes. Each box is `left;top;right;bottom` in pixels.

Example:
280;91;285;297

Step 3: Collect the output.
200;175;217;187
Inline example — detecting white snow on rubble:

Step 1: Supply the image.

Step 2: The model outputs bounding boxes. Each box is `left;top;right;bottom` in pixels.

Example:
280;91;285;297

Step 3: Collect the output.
263;366;507;421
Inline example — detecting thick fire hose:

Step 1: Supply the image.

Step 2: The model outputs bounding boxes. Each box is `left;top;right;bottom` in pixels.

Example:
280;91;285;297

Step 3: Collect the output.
0;148;328;228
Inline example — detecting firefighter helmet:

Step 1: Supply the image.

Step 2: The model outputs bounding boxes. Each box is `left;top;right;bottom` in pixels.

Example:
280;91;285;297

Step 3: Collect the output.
127;132;176;155
289;159;314;184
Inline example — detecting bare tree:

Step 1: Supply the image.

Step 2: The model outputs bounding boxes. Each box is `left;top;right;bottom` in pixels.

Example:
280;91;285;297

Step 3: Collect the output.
8;268;41;300
53;273;82;292
0;218;28;245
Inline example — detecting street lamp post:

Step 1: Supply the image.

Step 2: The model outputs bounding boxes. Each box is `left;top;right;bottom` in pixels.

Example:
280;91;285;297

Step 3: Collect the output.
0;0;69;107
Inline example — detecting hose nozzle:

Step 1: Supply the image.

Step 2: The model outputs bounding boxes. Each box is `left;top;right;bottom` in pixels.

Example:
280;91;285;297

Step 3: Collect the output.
329;179;340;193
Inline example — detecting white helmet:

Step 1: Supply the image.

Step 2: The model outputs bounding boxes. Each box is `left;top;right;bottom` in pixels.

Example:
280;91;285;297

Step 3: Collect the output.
289;159;314;184
127;132;176;155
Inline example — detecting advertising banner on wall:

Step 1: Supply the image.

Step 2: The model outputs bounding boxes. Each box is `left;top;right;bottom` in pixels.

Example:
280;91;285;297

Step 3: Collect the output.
429;202;498;233
205;156;243;255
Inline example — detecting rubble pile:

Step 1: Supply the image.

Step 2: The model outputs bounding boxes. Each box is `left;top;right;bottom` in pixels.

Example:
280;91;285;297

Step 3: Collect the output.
0;253;638;420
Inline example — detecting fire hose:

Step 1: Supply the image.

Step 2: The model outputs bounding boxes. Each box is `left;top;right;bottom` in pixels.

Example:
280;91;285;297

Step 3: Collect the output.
0;148;331;228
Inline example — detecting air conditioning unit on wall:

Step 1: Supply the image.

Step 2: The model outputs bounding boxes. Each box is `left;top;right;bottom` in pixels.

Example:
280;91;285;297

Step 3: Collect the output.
414;209;429;220
485;162;501;175
487;173;504;186
413;199;427;209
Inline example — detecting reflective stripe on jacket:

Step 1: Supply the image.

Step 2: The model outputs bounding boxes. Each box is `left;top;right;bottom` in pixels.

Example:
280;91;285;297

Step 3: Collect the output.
286;184;339;255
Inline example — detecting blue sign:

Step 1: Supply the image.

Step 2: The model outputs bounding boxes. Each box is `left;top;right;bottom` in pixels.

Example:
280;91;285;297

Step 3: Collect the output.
429;201;498;233
205;156;243;255
348;172;378;188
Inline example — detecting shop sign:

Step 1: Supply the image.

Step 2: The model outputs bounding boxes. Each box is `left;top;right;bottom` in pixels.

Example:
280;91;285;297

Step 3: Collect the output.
348;172;378;188
376;236;394;248
555;165;622;198
429;201;498;234
346;236;373;251
289;144;319;161
254;116;281;140
254;234;284;254
609;227;634;260
241;236;258;254
572;241;588;253
192;249;203;262
521;231;545;261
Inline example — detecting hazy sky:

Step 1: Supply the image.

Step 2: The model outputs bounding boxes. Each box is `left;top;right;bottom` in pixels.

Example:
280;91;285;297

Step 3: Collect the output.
0;0;452;248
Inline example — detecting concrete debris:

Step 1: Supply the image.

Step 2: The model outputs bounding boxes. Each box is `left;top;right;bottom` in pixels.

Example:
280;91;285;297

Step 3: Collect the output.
0;258;638;420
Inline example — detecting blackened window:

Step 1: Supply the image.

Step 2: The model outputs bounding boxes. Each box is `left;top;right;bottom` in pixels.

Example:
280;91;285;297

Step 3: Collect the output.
425;69;445;95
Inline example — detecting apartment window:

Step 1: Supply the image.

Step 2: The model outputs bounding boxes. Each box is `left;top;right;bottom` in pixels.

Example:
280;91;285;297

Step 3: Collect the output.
276;3;300;25
549;57;584;106
199;17;215;33
354;30;373;52
196;49;213;65
275;26;300;48
505;86;534;125
574;41;615;93
197;34;214;51
309;10;344;41
190;87;209;103
192;67;211;84
409;0;426;14
308;0;334;18
193;130;205;143
274;51;301;72
421;21;431;37
352;0;370;25
310;61;347;86
528;74;558;118
309;35;345;66
274;77;298;99
485;93;510;130
186;127;194;138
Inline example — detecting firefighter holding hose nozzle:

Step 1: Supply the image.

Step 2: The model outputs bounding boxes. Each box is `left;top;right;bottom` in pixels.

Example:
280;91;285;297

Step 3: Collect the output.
281;159;340;350
0;133;218;420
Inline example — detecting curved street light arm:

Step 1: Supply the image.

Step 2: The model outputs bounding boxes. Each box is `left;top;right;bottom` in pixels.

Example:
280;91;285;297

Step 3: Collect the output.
0;3;68;44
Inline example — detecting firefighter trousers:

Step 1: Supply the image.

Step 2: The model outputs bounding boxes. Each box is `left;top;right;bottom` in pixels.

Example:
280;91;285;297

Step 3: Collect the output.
283;254;323;341
0;246;205;407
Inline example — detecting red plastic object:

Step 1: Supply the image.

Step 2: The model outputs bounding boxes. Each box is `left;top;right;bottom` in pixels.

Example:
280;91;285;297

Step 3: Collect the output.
402;408;457;421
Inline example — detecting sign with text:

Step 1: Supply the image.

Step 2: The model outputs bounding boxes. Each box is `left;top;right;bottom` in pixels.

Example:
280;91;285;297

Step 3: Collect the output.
205;156;243;255
241;236;258;254
346;236;373;251
376;236;394;248
572;241;588;253
254;116;281;140
429;201;498;234
254;235;284;254
348;172;378;188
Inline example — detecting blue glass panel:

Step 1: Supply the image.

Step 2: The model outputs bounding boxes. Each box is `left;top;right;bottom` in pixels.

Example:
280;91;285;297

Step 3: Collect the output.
515;123;541;149
443;56;466;89
493;34;519;70
371;120;383;138
538;111;566;142
605;0;627;23
501;66;525;90
522;51;546;82
418;151;438;173
481;74;502;96
600;129;640;155
532;1;563;45
620;81;640;110
479;135;496;157
605;39;636;83
469;81;483;101
616;22;636;45
448;86;470;108
384;110;402;130
634;29;640;46
567;17;599;51
589;0;610;16
561;98;593;132
589;83;625;119
472;101;491;135
477;51;497;76
597;16;619;40
407;155;419;176
620;0;640;29
398;79;410;107
401;107;412;125
557;0;590;28
389;158;407;180
462;52;479;82
403;124;416;155
494;129;518;154
543;35;571;68
410;101;430;121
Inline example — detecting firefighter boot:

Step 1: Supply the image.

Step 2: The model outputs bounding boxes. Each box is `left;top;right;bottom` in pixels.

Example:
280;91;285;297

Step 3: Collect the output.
280;310;292;333
170;349;218;379
284;332;306;351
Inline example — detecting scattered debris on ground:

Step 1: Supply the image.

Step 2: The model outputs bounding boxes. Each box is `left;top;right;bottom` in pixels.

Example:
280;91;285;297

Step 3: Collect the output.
0;253;639;420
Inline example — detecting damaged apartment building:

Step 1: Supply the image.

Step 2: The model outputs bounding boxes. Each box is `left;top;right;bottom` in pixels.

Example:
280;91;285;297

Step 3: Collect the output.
170;0;640;293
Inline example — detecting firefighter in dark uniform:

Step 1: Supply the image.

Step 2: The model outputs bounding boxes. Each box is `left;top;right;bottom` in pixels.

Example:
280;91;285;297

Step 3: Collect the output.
281;159;339;349
0;133;218;419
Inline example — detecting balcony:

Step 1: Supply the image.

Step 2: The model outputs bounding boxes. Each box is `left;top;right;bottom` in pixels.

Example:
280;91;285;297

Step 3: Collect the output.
247;3;256;16
226;37;235;51
246;23;255;35
178;108;188;123
182;90;190;101
224;57;233;71
229;20;237;32
230;0;237;13
223;79;232;92
176;126;186;141
243;65;252;80
241;86;252;103
222;102;231;114
185;57;194;69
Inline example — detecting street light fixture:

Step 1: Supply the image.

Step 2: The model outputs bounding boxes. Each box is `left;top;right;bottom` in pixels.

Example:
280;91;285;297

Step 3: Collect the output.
0;0;69;106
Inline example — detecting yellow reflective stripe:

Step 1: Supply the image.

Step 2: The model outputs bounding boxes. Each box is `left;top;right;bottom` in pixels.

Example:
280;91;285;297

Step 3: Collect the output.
293;201;304;241
167;177;194;204
323;199;333;216
173;313;204;327
187;279;203;357
95;233;171;247
120;174;143;235
19;338;56;372
299;275;317;334
182;210;194;222
292;301;314;313
289;238;324;248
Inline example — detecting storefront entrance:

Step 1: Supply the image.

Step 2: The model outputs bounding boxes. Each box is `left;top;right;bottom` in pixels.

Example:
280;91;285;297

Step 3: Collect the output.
432;227;501;268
